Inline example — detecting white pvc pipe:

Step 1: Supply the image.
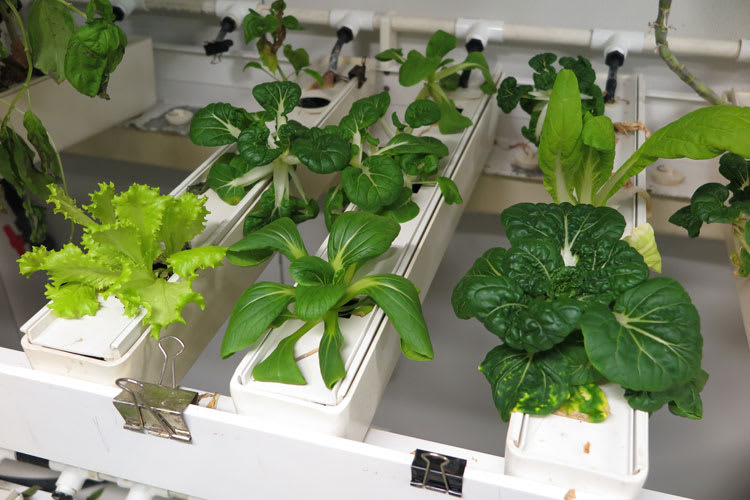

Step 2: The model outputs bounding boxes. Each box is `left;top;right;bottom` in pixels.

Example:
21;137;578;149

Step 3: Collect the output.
137;1;749;62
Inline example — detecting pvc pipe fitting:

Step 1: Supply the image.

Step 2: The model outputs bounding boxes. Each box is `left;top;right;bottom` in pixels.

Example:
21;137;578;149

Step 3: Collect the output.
329;9;375;38
215;1;251;27
53;467;90;498
455;18;504;46
111;0;141;20
591;29;644;58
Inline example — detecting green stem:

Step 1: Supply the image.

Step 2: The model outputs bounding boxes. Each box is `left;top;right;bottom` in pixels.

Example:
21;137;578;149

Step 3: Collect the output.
416;84;431;100
2;0;33;127
654;0;726;105
433;62;480;81
378;117;396;139
55;0;87;18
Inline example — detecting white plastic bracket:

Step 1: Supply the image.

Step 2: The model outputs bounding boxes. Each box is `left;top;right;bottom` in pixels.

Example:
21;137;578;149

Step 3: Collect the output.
455;18;504;46
111;0;141;19
738;39;750;62
329;9;375;38
50;466;91;498
591;29;645;58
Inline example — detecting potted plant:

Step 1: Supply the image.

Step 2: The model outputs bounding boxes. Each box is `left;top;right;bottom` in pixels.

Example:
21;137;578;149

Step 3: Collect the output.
375;30;496;134
17;183;230;384
0;0;130;246
669;153;750;346
451;69;750;498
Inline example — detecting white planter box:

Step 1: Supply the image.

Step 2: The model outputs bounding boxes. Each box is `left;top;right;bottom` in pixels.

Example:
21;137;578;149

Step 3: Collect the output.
17;69;366;386
230;65;503;440
506;385;649;500
0;36;156;152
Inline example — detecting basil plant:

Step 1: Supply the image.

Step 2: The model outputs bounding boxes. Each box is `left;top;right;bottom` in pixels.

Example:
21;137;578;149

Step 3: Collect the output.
189;81;349;234
452;202;707;422
376;30;496;134
670;153;750;276
317;92;462;229
221;212;434;387
496;53;604;146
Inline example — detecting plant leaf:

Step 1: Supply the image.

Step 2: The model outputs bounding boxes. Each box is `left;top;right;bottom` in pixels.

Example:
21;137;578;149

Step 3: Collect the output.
598;106;750;204
158;193;209;256
320;314;346;388
292;132;351;174
582;277;702;392
221;282;296;358
327;211;400;270
479;344;570;421
252;81;302;119
288;256;335;285
497;77;533;114
537;69;584;202
426;29;456;58
294;283;347;321
283;44;309;74
237;125;283;167
190;103;255;146
341;155;403;212
689;182;739;223
718;152;750;201
29;0;74;82
167;246;226;279
227;216;307;267
352;274;433;360
252;327;307;385
557;383;609;422
399;50;442;87
436;177;462;204
404;99;441;128
64;20;127;98
625;222;662;273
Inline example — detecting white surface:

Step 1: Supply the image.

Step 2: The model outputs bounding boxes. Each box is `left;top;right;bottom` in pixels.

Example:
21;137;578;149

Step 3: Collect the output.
506;385;649;500
0;347;686;500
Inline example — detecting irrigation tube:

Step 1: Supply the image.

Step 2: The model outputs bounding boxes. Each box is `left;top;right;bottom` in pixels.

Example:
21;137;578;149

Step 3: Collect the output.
129;0;748;61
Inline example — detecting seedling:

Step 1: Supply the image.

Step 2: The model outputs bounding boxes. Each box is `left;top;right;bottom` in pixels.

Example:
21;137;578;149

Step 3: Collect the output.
241;0;323;85
496;53;604;145
670;153;750;275
189;81;349;233
314;92;462;228
18;183;226;336
221;212;433;387
376;30;496;134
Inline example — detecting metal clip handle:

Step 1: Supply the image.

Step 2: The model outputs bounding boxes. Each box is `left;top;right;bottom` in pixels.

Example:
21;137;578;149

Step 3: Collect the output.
410;448;467;497
158;336;185;389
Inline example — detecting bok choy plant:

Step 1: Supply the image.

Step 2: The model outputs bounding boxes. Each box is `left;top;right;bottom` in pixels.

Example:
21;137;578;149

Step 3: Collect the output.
376;30;496;134
221;211;433;387
189;80;349;233
496;53;604;146
17;183;226;336
670;153;750;276
452;202;707;421
537;69;750;207
313;92;461;229
241;0;323;85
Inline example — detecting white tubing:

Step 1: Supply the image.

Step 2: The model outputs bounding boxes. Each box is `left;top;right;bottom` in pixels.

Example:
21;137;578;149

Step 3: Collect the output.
135;1;750;62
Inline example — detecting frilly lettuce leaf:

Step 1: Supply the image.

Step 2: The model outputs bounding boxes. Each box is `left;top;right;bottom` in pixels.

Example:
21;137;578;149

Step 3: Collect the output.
167;246;226;278
17;183;222;335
